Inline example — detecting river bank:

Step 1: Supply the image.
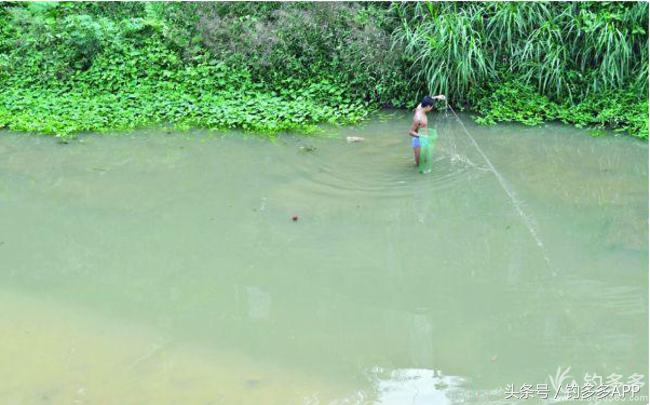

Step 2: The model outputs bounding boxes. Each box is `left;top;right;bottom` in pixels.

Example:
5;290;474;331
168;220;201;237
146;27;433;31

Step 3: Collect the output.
1;2;647;139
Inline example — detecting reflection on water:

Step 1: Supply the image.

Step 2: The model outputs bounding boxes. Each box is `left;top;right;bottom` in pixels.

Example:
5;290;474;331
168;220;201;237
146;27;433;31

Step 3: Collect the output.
370;368;482;405
0;111;647;403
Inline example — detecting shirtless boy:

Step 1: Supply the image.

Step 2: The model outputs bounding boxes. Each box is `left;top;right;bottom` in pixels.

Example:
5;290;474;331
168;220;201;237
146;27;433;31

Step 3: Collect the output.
408;95;446;166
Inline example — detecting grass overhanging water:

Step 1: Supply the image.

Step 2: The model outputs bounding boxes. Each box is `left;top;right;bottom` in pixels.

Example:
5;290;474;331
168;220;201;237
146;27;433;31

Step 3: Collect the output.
0;2;647;139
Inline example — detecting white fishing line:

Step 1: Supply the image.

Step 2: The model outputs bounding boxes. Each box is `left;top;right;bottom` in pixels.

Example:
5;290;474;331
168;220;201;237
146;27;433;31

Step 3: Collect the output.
446;104;553;269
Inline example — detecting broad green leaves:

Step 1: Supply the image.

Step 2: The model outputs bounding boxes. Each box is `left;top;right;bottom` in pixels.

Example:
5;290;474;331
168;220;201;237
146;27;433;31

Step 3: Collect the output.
0;2;646;139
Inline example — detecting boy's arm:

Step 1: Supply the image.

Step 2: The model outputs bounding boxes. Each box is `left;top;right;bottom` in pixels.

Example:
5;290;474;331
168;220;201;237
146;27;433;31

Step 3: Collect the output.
409;120;420;137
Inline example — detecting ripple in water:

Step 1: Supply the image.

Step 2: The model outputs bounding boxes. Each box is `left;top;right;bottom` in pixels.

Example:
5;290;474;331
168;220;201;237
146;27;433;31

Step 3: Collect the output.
287;138;488;201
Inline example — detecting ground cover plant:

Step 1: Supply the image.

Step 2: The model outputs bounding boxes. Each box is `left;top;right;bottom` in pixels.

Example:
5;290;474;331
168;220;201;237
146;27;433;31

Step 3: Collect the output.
0;2;647;139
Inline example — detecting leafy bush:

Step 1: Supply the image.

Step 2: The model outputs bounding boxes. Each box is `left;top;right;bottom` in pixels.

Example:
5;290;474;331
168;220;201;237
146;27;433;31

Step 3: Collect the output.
474;81;648;139
0;2;647;139
558;90;649;139
474;81;559;126
0;2;370;137
182;2;412;107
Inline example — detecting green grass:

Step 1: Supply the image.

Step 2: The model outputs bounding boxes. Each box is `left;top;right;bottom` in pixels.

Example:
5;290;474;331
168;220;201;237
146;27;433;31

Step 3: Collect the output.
0;2;647;139
392;2;648;138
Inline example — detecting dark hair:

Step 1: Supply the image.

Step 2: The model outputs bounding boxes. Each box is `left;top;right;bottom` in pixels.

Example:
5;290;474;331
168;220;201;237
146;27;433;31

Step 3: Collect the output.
421;95;435;108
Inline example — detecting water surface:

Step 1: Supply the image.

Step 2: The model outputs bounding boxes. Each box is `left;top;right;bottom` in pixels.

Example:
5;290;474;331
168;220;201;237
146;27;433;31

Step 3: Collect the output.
1;112;647;403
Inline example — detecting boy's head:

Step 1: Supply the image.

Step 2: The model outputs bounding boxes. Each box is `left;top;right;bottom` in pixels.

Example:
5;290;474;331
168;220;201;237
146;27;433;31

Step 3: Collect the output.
420;95;435;112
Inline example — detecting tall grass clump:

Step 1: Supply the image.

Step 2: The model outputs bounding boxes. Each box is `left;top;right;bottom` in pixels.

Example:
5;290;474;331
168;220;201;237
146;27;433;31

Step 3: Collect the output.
393;2;493;104
393;1;648;138
395;2;648;101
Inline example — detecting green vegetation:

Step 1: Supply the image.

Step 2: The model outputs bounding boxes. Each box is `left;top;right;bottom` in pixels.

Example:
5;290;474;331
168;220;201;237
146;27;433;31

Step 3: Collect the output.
394;2;649;138
0;3;376;137
0;2;647;139
474;81;648;137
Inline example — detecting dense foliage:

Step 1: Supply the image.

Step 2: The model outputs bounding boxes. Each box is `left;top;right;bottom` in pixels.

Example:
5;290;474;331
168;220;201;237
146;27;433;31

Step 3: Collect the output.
474;81;648;137
394;2;649;138
0;2;647;139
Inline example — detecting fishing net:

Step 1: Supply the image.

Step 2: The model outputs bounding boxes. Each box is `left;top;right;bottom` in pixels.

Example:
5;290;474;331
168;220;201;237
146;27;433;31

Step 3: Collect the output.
417;128;437;174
